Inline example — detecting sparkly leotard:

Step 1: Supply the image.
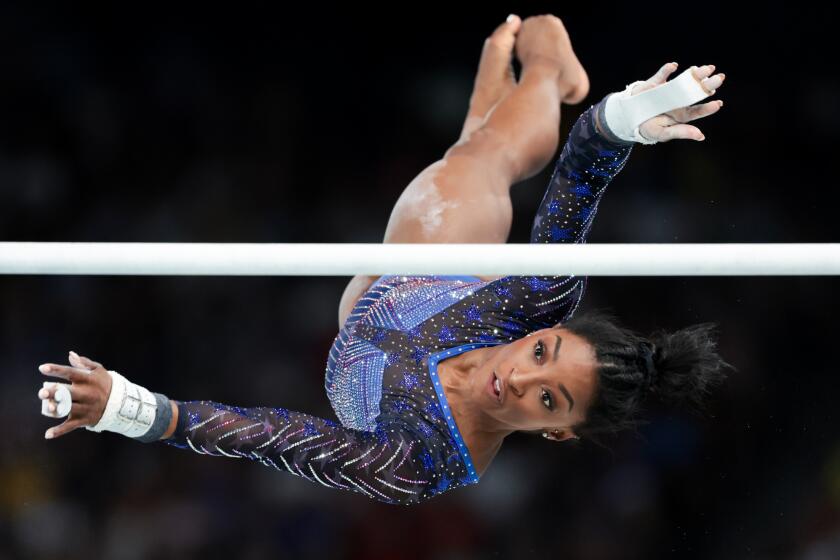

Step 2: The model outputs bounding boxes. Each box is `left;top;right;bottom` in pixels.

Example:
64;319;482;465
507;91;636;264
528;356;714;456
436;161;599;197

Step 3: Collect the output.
162;99;634;505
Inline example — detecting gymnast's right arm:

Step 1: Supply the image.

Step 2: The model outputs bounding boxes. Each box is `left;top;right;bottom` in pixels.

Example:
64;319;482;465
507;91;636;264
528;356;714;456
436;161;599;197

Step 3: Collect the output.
159;399;434;505
38;353;436;505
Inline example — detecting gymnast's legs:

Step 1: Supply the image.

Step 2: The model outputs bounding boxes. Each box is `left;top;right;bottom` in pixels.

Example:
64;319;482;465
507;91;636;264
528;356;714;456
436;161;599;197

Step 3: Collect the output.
338;15;589;328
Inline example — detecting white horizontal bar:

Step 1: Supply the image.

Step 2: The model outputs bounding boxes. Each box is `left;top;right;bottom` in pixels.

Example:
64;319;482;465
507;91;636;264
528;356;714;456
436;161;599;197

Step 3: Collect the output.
0;243;838;276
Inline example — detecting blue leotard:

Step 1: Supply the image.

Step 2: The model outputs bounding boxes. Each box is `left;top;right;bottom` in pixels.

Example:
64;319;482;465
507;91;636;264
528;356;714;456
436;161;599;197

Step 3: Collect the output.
161;99;634;505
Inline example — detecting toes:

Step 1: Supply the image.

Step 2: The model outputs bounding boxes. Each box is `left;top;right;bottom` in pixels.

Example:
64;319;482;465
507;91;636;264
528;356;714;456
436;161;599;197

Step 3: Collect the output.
479;15;520;74
468;17;523;123
473;15;521;101
487;14;521;52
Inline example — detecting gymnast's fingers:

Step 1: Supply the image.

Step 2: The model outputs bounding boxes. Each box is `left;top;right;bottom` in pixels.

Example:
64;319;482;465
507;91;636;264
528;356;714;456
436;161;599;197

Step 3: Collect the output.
74;352;104;371
38;382;62;401
45;416;87;440
692;67;725;96
648;62;679;85
38;385;58;414
39;363;90;383
660;123;705;142
692;64;716;81
702;74;725;93
47;382;95;405
68;351;92;371
673;99;724;123
38;381;75;417
632;62;682;96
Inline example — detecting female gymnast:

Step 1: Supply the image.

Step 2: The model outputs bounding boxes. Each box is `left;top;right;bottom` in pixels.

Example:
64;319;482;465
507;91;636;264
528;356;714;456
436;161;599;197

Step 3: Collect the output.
37;15;735;505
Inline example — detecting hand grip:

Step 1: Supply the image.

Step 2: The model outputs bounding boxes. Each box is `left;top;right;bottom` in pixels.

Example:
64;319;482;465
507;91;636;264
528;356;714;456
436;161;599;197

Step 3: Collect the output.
40;382;72;418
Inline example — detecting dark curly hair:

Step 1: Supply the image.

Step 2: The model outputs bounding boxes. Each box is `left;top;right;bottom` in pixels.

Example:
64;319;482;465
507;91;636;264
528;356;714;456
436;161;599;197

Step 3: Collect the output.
536;308;737;449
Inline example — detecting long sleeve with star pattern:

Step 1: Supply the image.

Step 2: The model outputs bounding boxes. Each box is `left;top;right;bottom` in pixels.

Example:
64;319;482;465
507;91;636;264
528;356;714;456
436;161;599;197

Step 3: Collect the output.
530;98;634;245
474;100;636;337
163;400;440;505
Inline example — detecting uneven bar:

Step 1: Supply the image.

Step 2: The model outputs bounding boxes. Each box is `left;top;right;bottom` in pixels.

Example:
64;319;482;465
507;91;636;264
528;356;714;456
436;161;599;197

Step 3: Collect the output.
0;243;838;276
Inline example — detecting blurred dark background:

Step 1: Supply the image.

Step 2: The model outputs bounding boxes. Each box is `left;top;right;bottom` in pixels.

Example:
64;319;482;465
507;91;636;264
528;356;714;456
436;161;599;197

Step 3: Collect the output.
1;1;838;559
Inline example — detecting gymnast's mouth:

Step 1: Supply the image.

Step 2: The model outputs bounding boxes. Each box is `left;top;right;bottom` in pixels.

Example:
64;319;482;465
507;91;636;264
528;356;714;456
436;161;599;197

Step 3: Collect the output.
490;370;502;403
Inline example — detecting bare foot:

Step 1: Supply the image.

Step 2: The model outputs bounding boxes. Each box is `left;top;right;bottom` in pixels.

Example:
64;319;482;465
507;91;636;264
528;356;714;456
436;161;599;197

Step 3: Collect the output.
514;15;589;105
460;15;522;141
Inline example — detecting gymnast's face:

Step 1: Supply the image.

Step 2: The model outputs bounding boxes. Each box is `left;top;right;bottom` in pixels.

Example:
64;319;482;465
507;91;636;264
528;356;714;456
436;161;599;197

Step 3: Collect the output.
478;327;598;441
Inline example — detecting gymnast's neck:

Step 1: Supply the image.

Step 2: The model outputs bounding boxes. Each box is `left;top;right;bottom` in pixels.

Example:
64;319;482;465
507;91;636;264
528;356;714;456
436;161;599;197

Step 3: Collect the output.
436;346;514;475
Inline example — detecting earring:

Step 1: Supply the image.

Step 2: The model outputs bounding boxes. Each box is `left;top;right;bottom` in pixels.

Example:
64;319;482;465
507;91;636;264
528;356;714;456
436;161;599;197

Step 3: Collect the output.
542;432;550;439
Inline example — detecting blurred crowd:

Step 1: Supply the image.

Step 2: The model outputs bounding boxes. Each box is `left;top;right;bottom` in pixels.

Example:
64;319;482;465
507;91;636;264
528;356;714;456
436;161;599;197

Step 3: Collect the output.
1;3;838;559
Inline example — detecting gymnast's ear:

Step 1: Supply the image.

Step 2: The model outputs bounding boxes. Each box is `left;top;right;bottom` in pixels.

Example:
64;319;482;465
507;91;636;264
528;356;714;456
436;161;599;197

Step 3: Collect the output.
543;429;580;442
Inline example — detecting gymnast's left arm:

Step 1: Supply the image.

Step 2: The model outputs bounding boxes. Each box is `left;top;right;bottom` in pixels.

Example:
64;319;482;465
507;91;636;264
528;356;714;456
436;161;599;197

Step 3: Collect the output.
530;60;727;245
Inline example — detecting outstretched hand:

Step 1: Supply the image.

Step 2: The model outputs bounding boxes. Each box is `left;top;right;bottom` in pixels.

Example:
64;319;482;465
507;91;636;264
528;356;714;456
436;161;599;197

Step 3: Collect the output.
633;63;726;142
38;351;111;439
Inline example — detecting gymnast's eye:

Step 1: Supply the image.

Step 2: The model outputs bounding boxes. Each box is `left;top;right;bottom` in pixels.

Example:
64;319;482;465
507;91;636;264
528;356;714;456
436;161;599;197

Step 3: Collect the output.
534;340;546;363
541;389;553;410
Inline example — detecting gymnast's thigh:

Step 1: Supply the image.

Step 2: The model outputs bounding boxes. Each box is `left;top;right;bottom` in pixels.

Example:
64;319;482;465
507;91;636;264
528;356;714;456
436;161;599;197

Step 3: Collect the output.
382;153;513;245
338;153;512;328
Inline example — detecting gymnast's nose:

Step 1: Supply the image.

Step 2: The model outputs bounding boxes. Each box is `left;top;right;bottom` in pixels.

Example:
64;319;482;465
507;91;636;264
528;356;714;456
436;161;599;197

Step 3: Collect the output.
507;368;540;398
508;368;528;397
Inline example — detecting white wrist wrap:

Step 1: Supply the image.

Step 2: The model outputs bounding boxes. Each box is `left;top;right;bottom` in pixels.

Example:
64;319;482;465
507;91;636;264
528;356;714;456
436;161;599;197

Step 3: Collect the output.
604;66;712;145
85;370;157;438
